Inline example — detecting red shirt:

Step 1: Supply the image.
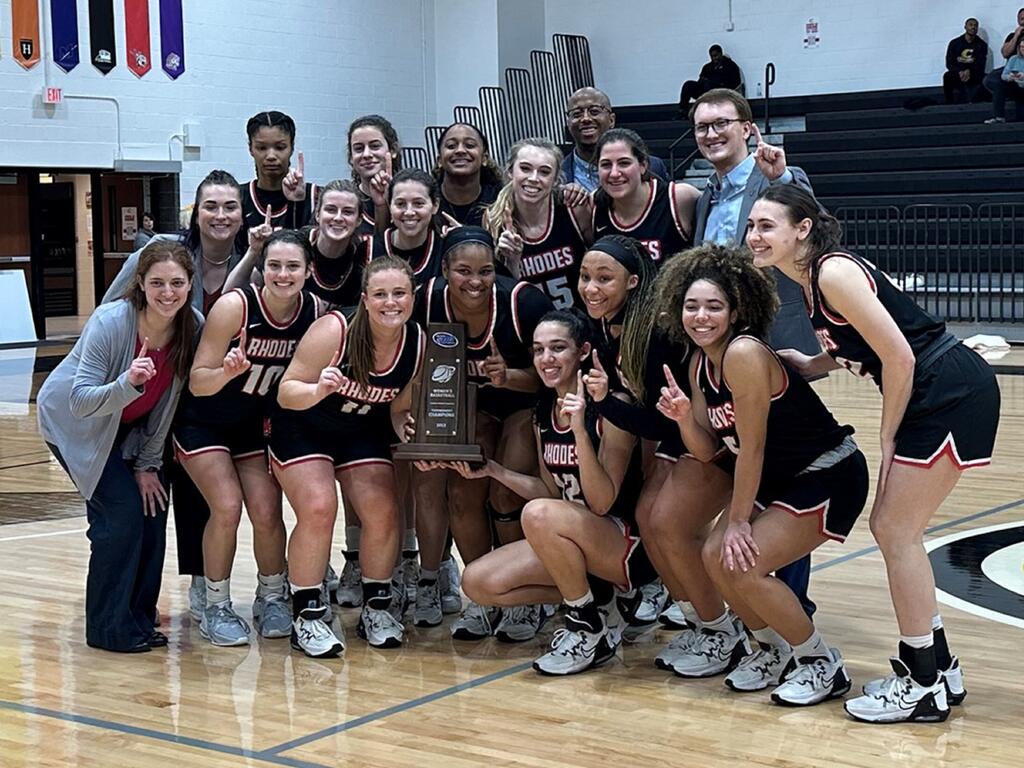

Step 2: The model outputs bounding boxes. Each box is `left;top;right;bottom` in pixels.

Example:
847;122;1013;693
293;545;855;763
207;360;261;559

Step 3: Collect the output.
121;341;174;425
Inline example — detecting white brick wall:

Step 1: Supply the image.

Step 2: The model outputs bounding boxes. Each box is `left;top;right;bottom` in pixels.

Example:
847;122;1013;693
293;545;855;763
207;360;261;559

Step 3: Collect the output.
543;0;1019;104
0;0;432;207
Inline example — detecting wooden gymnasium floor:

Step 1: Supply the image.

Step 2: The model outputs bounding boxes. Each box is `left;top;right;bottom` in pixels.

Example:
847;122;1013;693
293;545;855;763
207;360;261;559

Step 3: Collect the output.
1;345;1022;768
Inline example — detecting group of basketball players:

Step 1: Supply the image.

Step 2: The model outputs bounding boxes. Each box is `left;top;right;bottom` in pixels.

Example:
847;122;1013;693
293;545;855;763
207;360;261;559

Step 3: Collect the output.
42;89;1000;727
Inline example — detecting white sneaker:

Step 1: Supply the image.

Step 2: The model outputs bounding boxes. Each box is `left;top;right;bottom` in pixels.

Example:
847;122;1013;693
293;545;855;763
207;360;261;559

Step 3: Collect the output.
388;572;409;622
771;648;851;706
252;593;292;639
414;579;443;627
862;655;966;706
401;555;419;605
670;621;750;678
494;604;545;643
532;615;609;676
654;627;700;670
188;576;206;621
658;602;690;630
335;559;362;607
727;643;796;692
290;605;344;658
633;580;669;623
324;562;340;599
200;602;251;647
358;605;404;649
450;601;494;640
846;658;951;723
439;557;462;614
985;116;1007;124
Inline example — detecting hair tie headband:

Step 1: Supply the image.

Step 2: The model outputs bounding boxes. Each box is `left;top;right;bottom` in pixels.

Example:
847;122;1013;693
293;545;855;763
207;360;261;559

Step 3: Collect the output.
590;236;639;274
442;225;495;257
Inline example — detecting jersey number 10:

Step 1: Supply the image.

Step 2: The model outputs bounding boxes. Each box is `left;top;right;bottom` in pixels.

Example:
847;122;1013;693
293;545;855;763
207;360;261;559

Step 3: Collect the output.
241;363;286;397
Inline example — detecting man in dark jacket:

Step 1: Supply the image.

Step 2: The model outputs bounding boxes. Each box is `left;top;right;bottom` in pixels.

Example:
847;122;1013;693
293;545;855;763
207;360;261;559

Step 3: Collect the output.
678;45;742;113
944;18;989;103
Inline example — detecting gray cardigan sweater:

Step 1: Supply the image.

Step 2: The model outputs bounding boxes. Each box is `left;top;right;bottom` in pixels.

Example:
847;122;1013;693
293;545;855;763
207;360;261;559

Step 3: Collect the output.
37;299;203;500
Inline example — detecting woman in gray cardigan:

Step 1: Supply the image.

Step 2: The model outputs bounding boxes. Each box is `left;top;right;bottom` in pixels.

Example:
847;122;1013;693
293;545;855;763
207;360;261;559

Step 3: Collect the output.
39;240;203;653
103;170;246;622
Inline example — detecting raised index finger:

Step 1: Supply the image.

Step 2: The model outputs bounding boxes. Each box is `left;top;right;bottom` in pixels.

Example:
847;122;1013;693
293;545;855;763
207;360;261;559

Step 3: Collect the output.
329;348;341;369
238;326;248;359
138;337;149;358
662;363;679;391
591;348;606;372
297;151;305;175
751;122;764;145
489;338;500;358
264;205;272;227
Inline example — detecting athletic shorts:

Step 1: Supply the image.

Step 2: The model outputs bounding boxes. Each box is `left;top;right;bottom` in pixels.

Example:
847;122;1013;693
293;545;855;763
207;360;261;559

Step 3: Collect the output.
173;418;268;463
607;515;656;593
654;430;685;463
895;342;1000;470
268;410;394;472
754;451;869;542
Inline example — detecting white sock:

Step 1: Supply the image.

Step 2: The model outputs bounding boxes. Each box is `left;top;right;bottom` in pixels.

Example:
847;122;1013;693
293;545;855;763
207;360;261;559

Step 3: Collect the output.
931;614;944;631
257;571;286;598
345;525;361;553
752;626;792;651
792;629;830;660
205;577;231;607
565;589;594;608
676;600;699;626
403;528;418;552
900;632;933;649
700;611;734;634
290;581;321;595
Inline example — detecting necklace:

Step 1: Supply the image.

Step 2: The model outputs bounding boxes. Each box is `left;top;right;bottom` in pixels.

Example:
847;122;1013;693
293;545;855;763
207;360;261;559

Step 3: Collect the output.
202;252;231;267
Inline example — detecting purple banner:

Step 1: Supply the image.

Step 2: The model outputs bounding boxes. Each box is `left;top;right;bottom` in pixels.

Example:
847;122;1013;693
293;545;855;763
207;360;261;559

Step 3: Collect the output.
159;0;185;80
51;0;80;73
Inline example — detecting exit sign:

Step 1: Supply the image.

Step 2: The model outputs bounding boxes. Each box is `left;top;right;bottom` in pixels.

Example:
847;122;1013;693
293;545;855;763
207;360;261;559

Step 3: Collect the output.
44;87;62;104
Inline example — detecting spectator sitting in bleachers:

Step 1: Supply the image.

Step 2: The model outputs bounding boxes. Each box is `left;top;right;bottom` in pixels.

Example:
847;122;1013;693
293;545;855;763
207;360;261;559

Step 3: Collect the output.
984;7;1024;123
943;18;988;104
995;36;1024;121
678;45;742;114
561;87;669;192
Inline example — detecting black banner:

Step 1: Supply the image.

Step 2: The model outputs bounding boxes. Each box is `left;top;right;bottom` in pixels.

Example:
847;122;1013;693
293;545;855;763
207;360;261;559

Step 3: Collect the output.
88;0;116;74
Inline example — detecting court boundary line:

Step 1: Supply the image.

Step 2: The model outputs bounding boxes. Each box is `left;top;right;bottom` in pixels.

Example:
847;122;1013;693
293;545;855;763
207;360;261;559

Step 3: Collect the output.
1;496;1020;763
0;701;330;768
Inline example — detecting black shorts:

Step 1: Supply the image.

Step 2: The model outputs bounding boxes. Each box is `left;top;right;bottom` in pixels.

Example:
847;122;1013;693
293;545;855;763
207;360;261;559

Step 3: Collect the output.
173;418;268;463
608;515;657;593
477;385;539;422
755;451;869;542
654;430;685;463
895;343;1000;470
268;410;394;471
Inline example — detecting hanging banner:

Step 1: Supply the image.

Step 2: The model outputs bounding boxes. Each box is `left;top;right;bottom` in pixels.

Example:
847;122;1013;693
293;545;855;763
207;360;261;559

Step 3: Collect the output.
124;0;151;77
51;0;80;73
13;0;42;69
88;0;116;74
159;0;185;80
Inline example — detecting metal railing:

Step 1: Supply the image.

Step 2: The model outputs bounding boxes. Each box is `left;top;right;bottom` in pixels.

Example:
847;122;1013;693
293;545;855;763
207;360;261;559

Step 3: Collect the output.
834;204;1023;323
406;34;595;170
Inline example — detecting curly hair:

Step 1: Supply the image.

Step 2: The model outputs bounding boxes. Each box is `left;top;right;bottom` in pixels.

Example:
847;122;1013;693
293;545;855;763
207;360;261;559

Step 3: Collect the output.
653;243;779;344
432;122;504;189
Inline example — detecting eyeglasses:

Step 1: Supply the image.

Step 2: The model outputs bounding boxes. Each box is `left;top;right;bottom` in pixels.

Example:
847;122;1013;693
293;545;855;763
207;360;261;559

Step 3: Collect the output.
566;105;609;121
694;118;744;136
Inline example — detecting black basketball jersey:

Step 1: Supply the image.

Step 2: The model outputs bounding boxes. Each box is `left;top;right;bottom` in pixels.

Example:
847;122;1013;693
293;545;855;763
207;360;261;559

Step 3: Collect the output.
439;183;501;227
592;178;691;264
518;200;587;309
182;285;320;425
807;251;948;387
242;180;315;231
305;236;368;308
300;311;425;431
420;275;553;415
369;228;444;287
535;389;643;522
356;195;377;241
695;335;852;479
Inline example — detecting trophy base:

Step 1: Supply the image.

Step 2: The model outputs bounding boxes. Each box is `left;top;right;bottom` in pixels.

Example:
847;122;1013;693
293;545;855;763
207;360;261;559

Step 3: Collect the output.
393;442;486;464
